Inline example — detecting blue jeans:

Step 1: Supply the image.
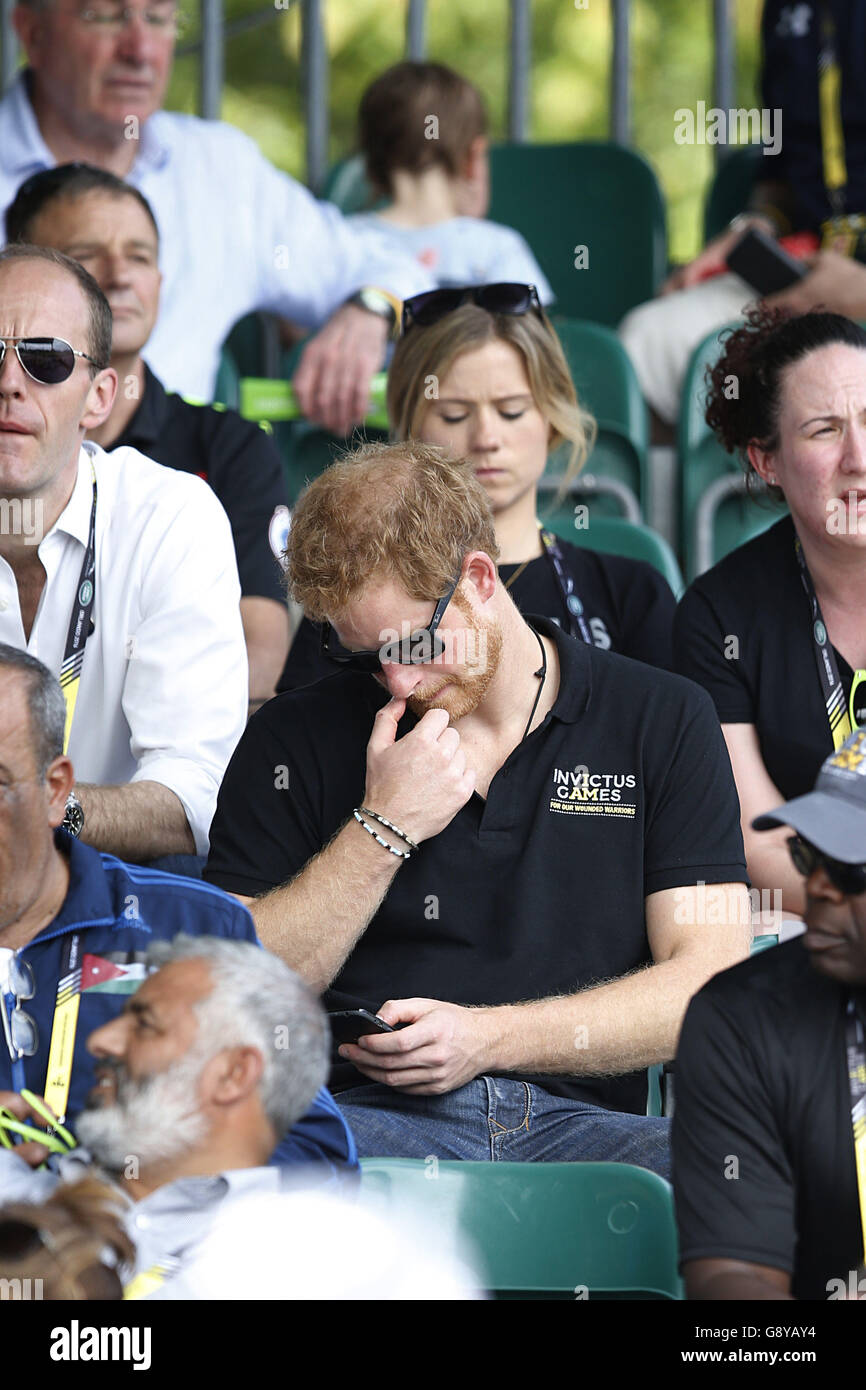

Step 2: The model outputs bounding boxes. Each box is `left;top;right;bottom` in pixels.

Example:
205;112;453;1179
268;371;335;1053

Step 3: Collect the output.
336;1077;671;1179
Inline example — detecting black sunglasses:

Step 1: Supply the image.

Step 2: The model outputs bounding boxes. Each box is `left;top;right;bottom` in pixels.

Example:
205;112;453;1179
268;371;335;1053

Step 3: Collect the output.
321;576;461;673
0;337;103;385
787;835;866;897
401;282;542;334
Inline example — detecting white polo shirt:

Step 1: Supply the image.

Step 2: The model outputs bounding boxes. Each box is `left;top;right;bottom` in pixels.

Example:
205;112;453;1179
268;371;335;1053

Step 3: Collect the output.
0;73;434;401
0;442;248;855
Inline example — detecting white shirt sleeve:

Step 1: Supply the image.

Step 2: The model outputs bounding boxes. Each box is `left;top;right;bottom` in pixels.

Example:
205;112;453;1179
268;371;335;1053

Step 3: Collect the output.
121;476;248;856
240;133;436;322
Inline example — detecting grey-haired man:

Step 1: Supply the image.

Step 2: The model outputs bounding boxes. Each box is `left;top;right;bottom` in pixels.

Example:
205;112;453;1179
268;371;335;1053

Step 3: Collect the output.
0;935;330;1298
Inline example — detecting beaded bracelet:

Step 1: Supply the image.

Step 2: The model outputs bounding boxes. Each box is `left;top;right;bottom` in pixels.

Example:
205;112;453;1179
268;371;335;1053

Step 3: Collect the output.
352;808;411;860
357;805;419;852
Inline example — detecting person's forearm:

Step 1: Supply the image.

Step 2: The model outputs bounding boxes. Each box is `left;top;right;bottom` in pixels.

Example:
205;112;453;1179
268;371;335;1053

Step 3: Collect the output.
249;817;402;992
476;952;732;1077
690;1273;793;1300
241;597;291;717
75;781;196;860
744;828;806;919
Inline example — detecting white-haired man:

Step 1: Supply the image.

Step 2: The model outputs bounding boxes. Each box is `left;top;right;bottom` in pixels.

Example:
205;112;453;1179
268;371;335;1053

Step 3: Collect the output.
0;0;433;429
0;935;331;1298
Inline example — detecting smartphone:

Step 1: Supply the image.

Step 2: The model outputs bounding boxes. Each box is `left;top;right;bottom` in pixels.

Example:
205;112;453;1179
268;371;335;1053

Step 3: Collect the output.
328;1008;396;1046
727;226;808;296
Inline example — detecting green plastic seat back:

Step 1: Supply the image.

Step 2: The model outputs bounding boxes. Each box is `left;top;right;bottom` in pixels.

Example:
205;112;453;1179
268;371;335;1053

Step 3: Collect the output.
703;146;764;243
360;1158;683;1299
751;933;779;954
275;422;389;504
488;142;667;325
536;512;683;597
224;312;273;380
321;154;385;214
213;345;240;410
678;321;788;579
550;317;649;515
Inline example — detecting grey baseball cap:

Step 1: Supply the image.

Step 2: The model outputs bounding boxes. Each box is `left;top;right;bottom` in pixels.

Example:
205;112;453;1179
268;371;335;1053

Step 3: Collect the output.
752;729;866;863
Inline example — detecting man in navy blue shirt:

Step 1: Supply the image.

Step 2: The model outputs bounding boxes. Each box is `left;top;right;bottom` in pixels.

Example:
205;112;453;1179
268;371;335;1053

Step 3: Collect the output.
0;643;356;1179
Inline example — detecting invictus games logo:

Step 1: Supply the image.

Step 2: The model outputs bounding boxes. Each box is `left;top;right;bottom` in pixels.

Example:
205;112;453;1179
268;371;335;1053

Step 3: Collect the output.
549;766;637;817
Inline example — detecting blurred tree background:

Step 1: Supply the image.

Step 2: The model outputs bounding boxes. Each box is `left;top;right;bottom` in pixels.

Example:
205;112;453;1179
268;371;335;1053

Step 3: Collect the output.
167;0;766;264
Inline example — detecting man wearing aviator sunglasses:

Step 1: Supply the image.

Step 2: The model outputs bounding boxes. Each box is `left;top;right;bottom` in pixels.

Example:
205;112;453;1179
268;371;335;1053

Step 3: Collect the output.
320;575;460;673
0;243;249;864
207;439;750;1177
672;727;866;1302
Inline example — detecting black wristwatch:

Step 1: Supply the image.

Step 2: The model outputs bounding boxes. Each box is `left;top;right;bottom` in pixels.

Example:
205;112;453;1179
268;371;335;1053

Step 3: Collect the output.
346;287;400;335
62;791;85;838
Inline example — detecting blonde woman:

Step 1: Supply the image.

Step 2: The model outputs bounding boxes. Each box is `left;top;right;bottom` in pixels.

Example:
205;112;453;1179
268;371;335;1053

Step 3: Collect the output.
279;283;675;690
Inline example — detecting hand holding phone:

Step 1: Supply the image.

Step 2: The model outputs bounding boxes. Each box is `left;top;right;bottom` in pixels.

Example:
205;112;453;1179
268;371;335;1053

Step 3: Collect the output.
726;227;808;296
328;1008;396;1046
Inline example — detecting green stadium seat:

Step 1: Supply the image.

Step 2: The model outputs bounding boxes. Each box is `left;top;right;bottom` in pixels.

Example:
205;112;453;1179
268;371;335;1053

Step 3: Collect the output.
213;345;240;410
321;143;667;324
321;154;384;214
360;1158;683;1299
224;312;282;381
751;933;779;954
550;317;649;519
703;145;764;244
678;321;788;581
488;142;667;326
537;511;684;598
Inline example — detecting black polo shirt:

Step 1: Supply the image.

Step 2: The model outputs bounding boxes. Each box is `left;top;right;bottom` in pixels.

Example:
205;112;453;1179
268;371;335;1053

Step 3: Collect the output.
672;939;865;1302
109;364;288;603
277;539;676;692
207;618;747;1112
673;516;853;801
761;0;866;236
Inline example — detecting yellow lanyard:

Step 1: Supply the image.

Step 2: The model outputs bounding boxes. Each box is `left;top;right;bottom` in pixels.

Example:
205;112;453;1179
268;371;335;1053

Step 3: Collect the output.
42;934;82;1125
123;1257;179;1300
819;5;847;209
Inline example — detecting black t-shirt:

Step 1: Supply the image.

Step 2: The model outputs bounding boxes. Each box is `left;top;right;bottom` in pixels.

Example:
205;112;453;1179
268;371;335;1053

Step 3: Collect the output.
760;0;866;236
206;618;746;1111
672;939;865;1302
110;364;288;603
673;516;854;801
277;538;676;693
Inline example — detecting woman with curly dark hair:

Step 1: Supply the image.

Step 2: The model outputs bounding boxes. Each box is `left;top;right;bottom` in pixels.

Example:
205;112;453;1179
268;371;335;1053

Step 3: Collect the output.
674;306;866;921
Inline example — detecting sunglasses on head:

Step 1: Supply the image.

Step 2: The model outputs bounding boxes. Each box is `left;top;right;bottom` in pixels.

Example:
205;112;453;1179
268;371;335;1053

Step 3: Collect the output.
0;338;102;385
400;283;542;334
787;835;866;897
321;575;461;674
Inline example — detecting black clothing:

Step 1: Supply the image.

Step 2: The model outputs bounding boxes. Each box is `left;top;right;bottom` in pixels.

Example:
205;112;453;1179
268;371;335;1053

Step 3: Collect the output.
673;938;866;1301
760;0;866;237
278;538;676;693
110;364;288;603
673;516;855;801
207;618;746;1111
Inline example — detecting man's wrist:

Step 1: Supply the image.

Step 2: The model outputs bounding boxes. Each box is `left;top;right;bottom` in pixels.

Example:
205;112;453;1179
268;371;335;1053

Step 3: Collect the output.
62;789;85;839
471;1003;516;1072
345;287;401;338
